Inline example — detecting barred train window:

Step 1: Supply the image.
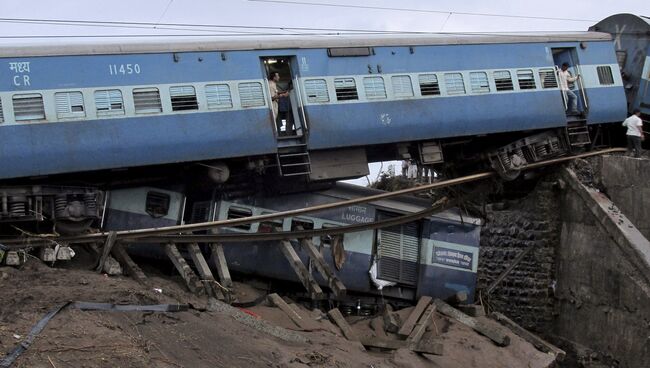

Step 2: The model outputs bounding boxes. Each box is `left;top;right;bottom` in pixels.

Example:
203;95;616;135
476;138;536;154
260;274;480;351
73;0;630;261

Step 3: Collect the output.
597;66;614;85
418;74;440;96
517;70;536;90
94;89;124;116
469;72;490;93
238;82;265;108
227;206;252;231
391;75;414;98
363;76;387;99
538;68;558;88
444;73;466;95
493;71;514;91
170;86;198;111
205;84;233;109
55;91;85;119
334;78;358;101
0;99;4;123
304;79;329;103
145;191;170;218
13;93;46;121
133;88;162;114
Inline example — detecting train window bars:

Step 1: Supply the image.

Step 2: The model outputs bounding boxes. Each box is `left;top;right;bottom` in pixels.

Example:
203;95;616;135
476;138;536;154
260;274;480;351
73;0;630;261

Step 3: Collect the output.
145;191;170;218
55;91;86;119
516;69;536;90
13;93;46;122
238;82;265;108
94;89;124;116
0;99;4;123
363;76;387;100
444;73;466;95
133;88;163;114
304;79;330;103
493;71;514;91
170;86;199;111
469;72;490;94
418;74;440;96
538;69;558;89
205;84;233;109
334;78;359;101
597;66;614;85
226;206;253;231
391;75;414;98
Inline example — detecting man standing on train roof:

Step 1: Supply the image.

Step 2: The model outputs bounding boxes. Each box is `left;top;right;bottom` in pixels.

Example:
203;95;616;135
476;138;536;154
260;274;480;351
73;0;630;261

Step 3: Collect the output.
622;109;644;158
557;62;581;115
268;72;288;125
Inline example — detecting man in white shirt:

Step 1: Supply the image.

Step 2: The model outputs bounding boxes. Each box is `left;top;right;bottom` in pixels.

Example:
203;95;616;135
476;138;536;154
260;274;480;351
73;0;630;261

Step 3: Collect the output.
268;72;288;128
557;63;580;115
622;109;644;157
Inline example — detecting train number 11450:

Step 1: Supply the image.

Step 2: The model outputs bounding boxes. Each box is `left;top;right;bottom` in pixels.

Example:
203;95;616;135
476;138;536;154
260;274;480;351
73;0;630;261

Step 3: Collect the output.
108;63;141;75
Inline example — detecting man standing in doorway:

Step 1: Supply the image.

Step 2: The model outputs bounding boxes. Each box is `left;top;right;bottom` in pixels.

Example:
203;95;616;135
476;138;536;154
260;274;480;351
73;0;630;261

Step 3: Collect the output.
622;109;644;157
268;72;288;128
557;63;580;115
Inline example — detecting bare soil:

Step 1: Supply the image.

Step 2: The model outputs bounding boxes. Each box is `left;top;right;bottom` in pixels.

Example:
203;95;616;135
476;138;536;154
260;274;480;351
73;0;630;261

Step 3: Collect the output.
1;251;555;368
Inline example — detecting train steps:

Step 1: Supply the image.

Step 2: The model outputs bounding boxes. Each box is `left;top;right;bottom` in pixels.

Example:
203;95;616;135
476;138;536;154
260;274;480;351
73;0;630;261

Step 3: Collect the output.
566;119;591;148
277;143;311;177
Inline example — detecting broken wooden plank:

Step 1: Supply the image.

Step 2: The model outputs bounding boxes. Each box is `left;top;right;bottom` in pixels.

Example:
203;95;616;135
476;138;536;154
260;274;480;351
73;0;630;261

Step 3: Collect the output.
296;226;346;298
359;337;443;355
164;243;204;295
491;312;565;361
370;318;387;338
406;304;437;346
209;243;233;289
96;231;117;273
268;293;314;331
327;308;361;343
278;239;324;299
111;244;147;284
397;296;432;337
458;304;486;317
187;243;225;300
434;299;510;347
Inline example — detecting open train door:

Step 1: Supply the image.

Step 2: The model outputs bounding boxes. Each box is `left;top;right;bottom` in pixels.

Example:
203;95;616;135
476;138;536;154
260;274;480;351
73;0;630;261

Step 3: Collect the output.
552;48;589;115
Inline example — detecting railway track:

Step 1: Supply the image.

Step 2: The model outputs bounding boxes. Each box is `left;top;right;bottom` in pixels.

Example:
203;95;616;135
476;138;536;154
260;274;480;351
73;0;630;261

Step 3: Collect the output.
1;148;625;250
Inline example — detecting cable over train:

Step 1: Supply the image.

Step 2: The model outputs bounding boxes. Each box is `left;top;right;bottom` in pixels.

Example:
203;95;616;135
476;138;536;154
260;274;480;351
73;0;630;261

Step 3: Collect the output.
0;13;647;234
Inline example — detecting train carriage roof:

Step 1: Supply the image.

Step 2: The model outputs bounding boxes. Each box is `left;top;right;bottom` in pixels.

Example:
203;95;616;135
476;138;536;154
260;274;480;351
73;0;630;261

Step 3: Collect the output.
590;13;650;33
0;32;612;58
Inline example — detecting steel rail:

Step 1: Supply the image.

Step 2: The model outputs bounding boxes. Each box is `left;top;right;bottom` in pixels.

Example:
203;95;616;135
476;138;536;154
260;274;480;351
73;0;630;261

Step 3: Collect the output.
0;147;625;248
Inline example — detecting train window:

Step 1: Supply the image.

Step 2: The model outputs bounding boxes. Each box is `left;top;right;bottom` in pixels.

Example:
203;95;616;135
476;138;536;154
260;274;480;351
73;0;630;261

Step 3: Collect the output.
170;86;199;111
363;77;387;99
516;70;536;90
94;89;124;116
493;71;514;91
469;72;490;93
334;78;359;101
238;82;265;108
616;51;627;69
55;91;86;119
13;93;46;122
0;99;4;123
226;206;252;230
205;84;233;109
597;66;614;85
133;88;163;114
145;191;170;218
538;69;558;88
391;75;414;98
444;73;466;95
304;79;329;103
418;74;440;96
291;218;314;231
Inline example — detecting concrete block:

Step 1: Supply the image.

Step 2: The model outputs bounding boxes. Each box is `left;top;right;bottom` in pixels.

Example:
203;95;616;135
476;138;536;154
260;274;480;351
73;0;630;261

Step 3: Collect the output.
102;256;123;276
5;251;24;266
39;247;56;262
56;246;75;261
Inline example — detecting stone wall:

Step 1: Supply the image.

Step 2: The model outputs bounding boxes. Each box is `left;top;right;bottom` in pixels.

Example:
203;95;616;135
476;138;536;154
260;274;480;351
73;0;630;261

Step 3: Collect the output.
476;180;560;332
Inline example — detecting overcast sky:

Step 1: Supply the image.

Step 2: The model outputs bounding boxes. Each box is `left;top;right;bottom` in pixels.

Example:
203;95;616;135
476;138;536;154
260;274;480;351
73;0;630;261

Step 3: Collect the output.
0;0;646;184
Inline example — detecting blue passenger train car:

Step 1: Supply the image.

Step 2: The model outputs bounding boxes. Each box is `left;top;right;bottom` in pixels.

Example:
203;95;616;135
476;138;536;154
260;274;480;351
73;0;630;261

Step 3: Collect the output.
0;30;629;230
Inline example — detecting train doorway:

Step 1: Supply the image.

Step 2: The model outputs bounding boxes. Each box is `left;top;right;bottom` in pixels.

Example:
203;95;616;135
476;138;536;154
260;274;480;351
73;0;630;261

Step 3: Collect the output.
551;47;589;116
261;57;306;138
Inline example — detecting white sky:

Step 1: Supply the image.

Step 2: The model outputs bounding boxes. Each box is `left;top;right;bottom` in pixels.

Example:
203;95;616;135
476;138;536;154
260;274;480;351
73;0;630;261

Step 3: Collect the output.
0;0;646;184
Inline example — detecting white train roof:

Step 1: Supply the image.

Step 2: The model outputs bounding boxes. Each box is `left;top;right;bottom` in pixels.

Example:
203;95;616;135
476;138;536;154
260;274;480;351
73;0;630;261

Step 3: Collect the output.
0;32;612;58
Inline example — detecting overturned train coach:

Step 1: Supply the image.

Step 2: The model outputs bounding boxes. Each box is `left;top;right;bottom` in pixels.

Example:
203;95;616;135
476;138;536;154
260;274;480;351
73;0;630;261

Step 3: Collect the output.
103;184;482;304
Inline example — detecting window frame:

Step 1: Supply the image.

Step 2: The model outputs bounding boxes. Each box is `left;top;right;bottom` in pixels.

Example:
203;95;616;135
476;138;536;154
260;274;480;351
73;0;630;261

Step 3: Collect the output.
391;75;414;98
205;83;233;110
13;93;46;122
596;65;615;85
444;73;466;96
363;76;387;100
333;77;359;101
516;69;537;90
303;79;330;103
469;71;490;94
493;70;514;92
169;85;199;111
133;87;163;114
94;89;125;117
418;74;441;96
238;82;266;108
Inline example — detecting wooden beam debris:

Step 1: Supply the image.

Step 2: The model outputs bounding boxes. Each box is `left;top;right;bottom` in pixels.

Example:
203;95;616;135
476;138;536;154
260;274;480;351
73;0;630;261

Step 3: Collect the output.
398;296;432;337
296;227;347;298
406;304;437;346
209;243;233;289
268;293;315;331
96;231;118;273
278;239;324;299
187;243;225;300
434;299;510;347
491;312;565;361
327;308;361;343
111;244;147;284
359;337;443;356
164;243;204;295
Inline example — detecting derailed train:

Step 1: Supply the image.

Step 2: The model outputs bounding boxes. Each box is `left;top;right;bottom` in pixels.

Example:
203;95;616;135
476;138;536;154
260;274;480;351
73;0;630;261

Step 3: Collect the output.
1;14;649;233
103;184;482;303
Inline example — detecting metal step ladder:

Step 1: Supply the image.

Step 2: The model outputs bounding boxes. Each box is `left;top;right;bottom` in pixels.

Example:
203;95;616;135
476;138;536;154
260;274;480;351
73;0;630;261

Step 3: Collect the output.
566;119;591;147
276;142;311;177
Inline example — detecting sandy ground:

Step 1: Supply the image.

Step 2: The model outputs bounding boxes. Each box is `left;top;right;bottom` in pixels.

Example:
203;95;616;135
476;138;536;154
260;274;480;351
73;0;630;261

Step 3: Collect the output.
0;251;555;368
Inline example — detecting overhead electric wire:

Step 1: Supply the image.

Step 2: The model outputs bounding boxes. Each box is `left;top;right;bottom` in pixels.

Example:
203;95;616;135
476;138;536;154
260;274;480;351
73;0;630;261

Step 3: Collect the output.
247;0;599;22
